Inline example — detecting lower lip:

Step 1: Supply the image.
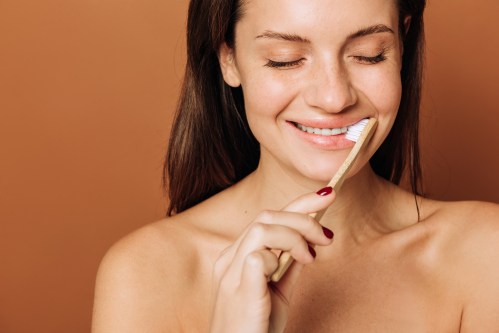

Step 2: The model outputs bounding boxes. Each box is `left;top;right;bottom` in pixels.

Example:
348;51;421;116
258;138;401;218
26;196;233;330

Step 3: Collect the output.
287;121;356;150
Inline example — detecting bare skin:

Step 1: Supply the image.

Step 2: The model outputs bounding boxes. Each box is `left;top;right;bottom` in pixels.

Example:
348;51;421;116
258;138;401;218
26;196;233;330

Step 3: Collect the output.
92;165;499;332
92;0;499;331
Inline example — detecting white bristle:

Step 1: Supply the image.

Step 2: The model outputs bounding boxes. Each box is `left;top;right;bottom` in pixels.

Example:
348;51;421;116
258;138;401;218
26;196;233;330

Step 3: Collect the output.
345;118;369;142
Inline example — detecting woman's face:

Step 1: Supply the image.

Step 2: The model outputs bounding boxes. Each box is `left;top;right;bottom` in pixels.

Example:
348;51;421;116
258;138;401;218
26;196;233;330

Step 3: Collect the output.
220;0;404;183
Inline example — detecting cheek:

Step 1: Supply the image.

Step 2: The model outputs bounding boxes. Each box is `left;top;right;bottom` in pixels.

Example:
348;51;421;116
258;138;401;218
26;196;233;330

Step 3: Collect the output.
355;66;402;153
240;70;299;122
358;66;402;119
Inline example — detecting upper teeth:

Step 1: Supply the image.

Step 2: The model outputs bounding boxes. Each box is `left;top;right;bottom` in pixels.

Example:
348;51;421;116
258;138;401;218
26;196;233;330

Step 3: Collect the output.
296;123;348;136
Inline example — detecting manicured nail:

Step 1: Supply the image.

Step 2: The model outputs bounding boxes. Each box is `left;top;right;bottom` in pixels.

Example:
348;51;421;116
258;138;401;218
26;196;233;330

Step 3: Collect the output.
308;245;316;258
322;226;334;239
316;186;333;196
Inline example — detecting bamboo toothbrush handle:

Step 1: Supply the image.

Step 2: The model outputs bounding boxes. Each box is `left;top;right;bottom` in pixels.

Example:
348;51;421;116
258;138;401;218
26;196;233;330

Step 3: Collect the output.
268;190;334;282
270;118;377;282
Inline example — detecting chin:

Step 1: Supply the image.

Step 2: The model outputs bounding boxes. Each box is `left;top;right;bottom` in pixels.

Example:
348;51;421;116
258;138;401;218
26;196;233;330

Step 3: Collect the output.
296;152;350;179
295;164;341;184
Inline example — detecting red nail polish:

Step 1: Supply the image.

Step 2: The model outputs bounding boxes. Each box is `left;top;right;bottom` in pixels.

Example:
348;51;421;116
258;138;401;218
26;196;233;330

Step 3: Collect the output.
308;245;316;258
322;226;334;239
316;186;333;196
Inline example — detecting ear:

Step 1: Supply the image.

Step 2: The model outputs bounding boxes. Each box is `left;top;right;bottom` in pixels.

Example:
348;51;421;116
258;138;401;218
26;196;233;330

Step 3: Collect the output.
399;16;412;58
218;43;241;87
403;15;412;36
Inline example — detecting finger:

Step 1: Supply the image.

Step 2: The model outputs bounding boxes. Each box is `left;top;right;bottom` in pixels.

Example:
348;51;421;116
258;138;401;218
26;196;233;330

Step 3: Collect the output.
215;210;331;286
216;186;335;282
239;249;278;298
283;186;336;215
235;223;315;265
226;223;315;280
254;210;333;246
221;187;336;262
213;243;237;283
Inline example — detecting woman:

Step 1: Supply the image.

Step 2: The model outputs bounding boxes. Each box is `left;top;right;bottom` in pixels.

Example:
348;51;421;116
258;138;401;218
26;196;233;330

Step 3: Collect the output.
92;0;499;331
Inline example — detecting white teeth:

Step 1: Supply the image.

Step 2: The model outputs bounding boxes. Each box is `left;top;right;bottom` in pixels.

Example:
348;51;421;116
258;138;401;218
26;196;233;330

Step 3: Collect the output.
296;123;348;136
332;128;343;135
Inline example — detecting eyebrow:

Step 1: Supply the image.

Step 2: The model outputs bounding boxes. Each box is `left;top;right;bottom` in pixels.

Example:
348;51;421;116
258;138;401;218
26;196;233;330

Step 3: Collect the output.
347;24;394;40
255;24;394;43
255;31;311;43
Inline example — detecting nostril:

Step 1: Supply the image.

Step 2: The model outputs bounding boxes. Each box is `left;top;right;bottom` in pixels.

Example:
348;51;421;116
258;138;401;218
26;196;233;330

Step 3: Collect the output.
302;69;357;113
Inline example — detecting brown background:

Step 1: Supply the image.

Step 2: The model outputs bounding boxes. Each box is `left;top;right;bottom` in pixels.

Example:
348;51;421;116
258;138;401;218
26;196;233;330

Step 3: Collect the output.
1;1;498;332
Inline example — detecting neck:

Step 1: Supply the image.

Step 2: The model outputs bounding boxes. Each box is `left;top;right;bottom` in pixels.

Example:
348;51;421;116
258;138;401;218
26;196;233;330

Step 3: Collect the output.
234;156;398;243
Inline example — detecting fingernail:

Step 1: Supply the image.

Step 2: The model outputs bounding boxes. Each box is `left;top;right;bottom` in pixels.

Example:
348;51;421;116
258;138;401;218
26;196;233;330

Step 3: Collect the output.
316;186;333;196
322;226;334;239
308;245;316;258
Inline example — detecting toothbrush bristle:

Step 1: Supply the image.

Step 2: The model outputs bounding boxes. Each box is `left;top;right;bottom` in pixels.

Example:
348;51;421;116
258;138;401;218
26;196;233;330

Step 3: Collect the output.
345;118;369;142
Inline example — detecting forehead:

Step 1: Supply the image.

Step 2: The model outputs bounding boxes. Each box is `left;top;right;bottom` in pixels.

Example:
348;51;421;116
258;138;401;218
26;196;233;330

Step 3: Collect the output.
237;0;399;41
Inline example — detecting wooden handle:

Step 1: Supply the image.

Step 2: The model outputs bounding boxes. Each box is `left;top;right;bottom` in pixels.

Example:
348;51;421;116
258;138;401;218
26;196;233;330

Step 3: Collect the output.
270;118;377;282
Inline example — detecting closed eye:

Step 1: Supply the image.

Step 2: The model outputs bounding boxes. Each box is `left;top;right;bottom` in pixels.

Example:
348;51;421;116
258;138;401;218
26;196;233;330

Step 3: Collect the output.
265;58;305;68
353;52;387;64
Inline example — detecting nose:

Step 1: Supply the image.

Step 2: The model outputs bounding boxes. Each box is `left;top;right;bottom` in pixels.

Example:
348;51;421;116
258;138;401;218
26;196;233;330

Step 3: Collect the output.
303;60;357;113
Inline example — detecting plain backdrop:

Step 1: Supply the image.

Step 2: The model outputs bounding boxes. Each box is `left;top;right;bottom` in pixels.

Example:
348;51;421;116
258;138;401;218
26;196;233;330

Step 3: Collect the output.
1;0;498;332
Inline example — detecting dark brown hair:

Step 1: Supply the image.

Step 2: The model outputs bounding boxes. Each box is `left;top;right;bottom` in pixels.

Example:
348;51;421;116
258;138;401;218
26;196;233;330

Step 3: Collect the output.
165;0;426;216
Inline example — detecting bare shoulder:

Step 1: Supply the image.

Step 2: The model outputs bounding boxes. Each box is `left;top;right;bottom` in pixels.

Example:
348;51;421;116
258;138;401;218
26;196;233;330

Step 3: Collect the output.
92;211;226;332
422;199;499;256
430;199;499;222
422;199;499;331
424;199;499;242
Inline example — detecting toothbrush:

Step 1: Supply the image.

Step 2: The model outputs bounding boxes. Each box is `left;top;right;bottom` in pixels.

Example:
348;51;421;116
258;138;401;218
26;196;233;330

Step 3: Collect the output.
270;117;378;282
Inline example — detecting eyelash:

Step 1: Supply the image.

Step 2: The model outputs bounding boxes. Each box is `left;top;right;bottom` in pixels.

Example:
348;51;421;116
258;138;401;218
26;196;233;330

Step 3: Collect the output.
264;52;387;69
265;58;305;68
354;52;387;64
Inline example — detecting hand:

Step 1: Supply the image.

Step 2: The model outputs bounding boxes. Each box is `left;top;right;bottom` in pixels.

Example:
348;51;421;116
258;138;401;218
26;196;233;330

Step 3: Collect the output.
209;187;336;333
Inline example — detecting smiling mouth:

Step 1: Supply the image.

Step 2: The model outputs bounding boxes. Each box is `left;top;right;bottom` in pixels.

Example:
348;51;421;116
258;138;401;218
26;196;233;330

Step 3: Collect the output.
293;122;348;136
